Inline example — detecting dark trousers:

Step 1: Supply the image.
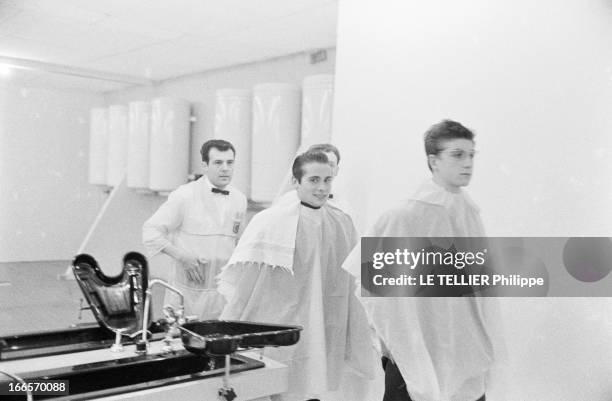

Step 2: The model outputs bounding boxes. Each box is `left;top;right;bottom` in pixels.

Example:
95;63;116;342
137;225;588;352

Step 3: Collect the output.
382;357;485;401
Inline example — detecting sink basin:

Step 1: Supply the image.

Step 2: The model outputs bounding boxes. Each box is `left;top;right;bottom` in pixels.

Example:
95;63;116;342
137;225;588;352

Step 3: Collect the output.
0;349;263;400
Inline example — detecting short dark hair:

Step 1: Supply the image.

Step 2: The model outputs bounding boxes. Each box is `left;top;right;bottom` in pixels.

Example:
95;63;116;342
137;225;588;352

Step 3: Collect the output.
307;143;341;165
292;151;329;183
200;139;235;163
424;119;475;171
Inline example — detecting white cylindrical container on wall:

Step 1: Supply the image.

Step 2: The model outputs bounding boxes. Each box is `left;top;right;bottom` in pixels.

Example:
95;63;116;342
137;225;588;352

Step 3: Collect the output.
251;83;301;203
214;89;252;197
106;105;128;187
127;101;151;189
88;107;109;186
301;74;334;146
149;97;191;193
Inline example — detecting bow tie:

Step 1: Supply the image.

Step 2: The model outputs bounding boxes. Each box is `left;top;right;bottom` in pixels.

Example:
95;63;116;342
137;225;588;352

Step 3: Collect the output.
211;187;229;195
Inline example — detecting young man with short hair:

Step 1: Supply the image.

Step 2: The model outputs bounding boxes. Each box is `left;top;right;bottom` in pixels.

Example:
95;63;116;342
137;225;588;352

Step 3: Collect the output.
143;139;247;319
219;150;374;401
344;120;500;401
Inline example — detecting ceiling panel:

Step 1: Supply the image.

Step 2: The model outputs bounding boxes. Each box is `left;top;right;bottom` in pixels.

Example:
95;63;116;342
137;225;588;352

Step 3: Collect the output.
0;9;166;58
12;0;107;24
81;2;336;80
225;2;338;56
21;0;149;18
0;3;22;24
0;0;338;91
184;0;336;37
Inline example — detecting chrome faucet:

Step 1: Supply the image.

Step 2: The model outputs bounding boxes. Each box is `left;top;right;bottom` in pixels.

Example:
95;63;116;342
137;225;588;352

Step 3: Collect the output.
135;279;185;354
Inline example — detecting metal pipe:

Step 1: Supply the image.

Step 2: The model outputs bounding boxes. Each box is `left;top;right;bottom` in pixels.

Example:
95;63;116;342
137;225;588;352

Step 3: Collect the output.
140;290;152;344
148;279;185;308
224;354;231;388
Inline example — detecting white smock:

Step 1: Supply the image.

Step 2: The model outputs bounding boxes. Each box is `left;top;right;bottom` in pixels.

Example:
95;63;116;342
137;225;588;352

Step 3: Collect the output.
143;176;247;319
343;179;506;401
218;198;376;401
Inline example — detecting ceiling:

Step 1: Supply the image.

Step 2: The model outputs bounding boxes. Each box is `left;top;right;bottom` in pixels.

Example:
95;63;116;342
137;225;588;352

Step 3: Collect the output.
0;0;338;92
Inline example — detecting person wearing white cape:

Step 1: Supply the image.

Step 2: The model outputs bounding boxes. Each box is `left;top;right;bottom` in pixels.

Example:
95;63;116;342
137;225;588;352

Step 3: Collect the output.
218;150;375;401
342;120;506;401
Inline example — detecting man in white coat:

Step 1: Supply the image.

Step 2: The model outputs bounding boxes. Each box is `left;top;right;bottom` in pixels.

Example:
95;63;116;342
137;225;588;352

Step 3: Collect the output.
343;120;504;401
143;139;247;319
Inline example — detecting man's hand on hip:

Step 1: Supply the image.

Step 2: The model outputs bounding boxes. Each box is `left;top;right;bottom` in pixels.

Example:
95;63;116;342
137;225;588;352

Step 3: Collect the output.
182;253;210;285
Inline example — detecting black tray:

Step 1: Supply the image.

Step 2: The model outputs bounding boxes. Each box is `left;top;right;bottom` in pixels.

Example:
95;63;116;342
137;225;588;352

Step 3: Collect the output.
181;320;302;356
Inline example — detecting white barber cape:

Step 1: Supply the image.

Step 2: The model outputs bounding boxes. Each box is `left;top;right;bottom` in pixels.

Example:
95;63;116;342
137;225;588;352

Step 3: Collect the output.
218;198;376;401
143;176;247;319
343;179;506;401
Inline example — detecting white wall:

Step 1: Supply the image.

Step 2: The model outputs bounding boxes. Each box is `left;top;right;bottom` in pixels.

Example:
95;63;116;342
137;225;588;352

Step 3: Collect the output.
334;1;612;236
333;1;612;400
0;78;107;262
